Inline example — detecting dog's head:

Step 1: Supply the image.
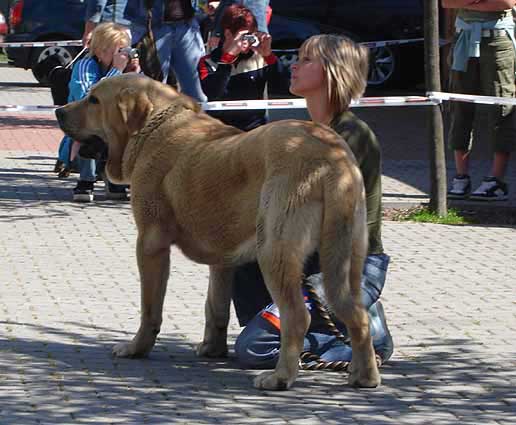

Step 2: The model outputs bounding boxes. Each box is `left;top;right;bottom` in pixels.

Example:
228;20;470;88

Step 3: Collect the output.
55;73;201;183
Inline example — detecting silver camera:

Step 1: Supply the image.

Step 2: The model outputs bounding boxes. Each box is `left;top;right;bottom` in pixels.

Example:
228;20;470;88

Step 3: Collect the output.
119;47;139;59
242;34;260;47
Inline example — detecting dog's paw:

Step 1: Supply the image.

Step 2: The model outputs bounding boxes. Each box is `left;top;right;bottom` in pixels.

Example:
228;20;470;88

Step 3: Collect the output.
196;341;228;358
253;371;293;391
348;362;381;388
112;341;145;358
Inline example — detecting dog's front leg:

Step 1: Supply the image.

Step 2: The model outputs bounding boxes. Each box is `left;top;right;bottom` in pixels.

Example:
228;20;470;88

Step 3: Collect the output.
113;227;171;358
196;265;234;358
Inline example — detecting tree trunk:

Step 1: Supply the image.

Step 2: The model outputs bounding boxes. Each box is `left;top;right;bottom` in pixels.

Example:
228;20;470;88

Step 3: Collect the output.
424;0;448;215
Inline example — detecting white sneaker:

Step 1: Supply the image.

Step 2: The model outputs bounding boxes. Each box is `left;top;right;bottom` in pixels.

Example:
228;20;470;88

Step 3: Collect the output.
447;174;471;199
470;177;508;201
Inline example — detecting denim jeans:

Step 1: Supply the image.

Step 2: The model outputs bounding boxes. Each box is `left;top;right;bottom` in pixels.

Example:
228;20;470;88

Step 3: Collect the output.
234;254;391;369
78;156;96;182
243;0;269;33
132;19;207;102
58;136;73;167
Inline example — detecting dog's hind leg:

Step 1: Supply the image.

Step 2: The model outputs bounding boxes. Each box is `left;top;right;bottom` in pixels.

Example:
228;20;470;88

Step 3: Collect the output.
197;265;234;358
320;190;381;388
113;225;172;358
253;187;320;390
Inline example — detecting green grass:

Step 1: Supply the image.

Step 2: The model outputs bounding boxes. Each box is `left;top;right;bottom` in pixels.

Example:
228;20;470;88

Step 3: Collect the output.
0;50;6;63
401;206;468;225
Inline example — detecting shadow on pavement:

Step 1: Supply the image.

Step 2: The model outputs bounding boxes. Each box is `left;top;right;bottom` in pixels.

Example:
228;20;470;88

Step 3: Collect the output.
0;322;513;424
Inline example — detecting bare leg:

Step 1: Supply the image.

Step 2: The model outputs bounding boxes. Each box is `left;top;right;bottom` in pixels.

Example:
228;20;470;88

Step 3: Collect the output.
454;149;470;175
197;265;234;357
490;151;510;179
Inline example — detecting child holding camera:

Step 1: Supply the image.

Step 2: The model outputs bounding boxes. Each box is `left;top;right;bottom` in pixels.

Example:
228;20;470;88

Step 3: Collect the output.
197;4;280;131
56;22;140;202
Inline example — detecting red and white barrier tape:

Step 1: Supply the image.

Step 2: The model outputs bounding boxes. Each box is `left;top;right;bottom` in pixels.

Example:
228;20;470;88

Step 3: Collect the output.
6;92;511;114
0;40;83;48
428;91;516;106
0;96;440;113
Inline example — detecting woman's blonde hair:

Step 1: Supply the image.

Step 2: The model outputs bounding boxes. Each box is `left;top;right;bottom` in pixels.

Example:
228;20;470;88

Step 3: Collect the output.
89;22;131;57
298;34;369;115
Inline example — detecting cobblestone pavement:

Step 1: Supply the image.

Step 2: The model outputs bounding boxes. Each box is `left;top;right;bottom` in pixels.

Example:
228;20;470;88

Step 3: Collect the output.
0;65;515;424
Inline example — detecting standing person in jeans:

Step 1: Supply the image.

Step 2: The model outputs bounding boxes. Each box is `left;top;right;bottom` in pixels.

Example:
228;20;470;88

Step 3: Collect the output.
82;0;132;46
444;0;516;201
69;22;140;202
124;0;207;102
233;34;394;369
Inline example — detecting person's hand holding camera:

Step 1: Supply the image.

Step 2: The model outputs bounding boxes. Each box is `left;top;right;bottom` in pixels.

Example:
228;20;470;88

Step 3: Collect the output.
253;32;272;58
112;49;130;72
124;57;141;73
223;30;252;56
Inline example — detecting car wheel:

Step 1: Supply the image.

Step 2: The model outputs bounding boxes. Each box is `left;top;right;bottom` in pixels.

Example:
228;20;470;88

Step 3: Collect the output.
367;45;397;87
31;45;78;85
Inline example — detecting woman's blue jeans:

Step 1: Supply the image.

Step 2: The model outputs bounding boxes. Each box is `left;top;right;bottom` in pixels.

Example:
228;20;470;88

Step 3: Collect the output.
234;254;390;369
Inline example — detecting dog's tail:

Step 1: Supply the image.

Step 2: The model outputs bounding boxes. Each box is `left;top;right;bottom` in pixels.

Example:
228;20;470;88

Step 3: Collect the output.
318;163;368;325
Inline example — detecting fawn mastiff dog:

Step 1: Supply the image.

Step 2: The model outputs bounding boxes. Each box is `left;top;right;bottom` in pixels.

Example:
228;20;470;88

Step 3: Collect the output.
56;74;380;390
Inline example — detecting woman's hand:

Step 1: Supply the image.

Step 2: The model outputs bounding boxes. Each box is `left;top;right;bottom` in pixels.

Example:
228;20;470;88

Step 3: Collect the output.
112;49;130;72
222;30;250;56
253;32;272;58
125;58;141;74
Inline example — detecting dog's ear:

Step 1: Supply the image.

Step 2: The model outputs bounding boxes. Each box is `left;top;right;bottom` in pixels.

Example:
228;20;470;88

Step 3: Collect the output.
117;88;154;135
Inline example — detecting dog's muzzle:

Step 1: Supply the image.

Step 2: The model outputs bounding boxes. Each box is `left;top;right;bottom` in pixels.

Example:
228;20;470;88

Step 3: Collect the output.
78;135;108;160
55;107;67;128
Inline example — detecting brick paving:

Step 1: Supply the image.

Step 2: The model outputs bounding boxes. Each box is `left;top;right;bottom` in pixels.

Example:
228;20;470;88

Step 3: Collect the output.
0;65;515;425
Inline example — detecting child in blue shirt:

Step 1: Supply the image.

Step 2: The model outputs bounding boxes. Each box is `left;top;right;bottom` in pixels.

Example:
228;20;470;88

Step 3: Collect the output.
56;22;140;202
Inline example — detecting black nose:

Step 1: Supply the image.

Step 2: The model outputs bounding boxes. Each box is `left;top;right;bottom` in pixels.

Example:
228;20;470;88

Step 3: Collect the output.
55;107;65;124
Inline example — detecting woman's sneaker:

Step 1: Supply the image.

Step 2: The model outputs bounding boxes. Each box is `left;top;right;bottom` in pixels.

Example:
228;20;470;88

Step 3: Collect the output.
73;181;94;202
369;301;394;364
470;176;508;201
447;174;471;199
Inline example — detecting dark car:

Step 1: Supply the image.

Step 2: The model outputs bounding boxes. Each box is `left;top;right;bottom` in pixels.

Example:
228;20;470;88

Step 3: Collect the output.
5;0;85;84
269;0;427;91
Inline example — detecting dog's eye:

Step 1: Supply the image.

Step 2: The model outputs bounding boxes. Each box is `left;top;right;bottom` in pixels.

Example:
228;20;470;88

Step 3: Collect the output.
89;95;99;105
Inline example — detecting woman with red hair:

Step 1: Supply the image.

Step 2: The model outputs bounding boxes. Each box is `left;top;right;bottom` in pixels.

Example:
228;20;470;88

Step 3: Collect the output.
197;4;280;131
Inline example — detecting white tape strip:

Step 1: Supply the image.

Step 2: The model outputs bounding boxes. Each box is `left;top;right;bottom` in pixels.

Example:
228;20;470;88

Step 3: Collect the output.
0;40;83;48
0;96;439;114
0;105;58;113
351;96;439;107
429;91;516;106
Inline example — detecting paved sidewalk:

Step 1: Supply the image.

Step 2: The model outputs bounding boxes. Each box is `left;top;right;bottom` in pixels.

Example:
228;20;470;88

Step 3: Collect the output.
0;66;515;424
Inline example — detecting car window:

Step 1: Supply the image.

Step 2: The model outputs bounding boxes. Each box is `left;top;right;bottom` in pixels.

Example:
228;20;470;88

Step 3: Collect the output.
271;0;330;22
